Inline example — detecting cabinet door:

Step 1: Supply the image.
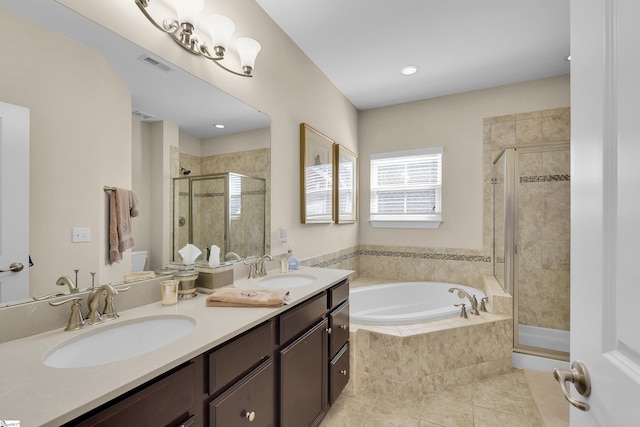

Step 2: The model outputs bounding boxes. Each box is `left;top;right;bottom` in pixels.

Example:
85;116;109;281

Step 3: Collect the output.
279;318;328;427
209;359;275;427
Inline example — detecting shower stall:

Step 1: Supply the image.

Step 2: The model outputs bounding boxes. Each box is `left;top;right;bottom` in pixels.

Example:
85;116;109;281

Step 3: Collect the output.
172;172;267;262
493;143;570;361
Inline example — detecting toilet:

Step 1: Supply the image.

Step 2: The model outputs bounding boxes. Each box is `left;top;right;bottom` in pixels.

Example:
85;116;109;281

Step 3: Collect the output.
131;250;148;272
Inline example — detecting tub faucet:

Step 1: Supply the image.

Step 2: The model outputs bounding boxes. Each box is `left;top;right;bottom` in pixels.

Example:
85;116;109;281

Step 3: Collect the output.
448;287;480;315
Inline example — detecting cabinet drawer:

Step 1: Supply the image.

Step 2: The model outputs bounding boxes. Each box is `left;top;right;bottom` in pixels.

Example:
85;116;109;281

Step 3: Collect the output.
329;343;349;406
279;292;327;345
329;301;349;358
72;361;197;427
328;279;349;309
209;320;275;395
209;359;275;427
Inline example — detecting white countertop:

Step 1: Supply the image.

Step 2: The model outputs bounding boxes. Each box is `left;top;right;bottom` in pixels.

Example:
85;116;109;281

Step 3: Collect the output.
0;266;351;427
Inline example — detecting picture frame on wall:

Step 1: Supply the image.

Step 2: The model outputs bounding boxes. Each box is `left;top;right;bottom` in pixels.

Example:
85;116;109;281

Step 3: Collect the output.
300;123;334;223
334;144;358;223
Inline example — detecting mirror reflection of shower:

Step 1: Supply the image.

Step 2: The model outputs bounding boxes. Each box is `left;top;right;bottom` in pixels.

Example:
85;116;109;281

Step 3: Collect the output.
492;142;570;362
172;172;266;263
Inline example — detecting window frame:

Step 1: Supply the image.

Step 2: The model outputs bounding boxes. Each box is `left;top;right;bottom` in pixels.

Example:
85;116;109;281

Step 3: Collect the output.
369;147;443;229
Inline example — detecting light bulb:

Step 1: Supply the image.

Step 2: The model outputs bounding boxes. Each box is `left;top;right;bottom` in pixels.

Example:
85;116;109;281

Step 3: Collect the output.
235;37;261;71
173;0;203;24
205;14;236;50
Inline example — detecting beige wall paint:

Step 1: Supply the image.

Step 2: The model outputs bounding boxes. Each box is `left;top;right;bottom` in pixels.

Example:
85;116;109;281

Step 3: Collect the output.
59;0;360;261
0;8;132;295
358;75;570;250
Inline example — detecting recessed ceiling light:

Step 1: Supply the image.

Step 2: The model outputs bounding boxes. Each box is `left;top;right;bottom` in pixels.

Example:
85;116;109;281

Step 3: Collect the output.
401;65;419;76
214;123;226;129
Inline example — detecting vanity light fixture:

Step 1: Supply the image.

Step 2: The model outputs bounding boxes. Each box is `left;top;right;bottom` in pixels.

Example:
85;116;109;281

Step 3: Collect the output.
135;0;261;77
401;65;419;76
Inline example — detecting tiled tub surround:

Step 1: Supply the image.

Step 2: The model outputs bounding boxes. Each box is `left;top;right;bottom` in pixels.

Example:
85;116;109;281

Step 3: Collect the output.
346;278;512;401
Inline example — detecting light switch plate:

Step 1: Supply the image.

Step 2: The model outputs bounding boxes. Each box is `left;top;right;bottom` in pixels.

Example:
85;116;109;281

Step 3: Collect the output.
72;227;90;243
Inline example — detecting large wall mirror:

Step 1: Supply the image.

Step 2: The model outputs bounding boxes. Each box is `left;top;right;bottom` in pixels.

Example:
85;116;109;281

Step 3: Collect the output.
0;1;270;306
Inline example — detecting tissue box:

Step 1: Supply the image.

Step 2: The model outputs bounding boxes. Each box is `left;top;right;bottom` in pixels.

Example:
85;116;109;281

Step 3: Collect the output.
195;265;234;293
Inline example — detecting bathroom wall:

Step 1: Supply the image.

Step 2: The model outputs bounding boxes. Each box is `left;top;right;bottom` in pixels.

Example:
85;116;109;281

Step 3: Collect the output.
59;0;360;262
345;77;570;288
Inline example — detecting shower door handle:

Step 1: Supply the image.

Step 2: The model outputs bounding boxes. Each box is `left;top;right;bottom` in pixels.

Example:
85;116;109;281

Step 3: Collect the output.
0;262;24;273
553;360;591;411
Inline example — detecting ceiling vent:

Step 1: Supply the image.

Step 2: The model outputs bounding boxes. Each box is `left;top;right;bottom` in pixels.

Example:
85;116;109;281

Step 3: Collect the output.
132;110;155;120
138;54;173;72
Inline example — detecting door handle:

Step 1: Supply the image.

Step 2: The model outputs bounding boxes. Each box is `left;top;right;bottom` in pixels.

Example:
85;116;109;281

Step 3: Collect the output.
553;360;591;411
0;262;24;273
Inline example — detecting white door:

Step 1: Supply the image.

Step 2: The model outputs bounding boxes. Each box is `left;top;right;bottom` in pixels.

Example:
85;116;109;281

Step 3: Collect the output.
567;0;640;424
0;101;29;303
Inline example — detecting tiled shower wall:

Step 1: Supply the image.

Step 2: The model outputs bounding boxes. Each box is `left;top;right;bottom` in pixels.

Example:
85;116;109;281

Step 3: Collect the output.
486;108;571;331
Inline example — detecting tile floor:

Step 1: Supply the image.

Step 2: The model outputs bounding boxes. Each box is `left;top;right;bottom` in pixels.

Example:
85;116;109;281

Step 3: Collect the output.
320;369;569;427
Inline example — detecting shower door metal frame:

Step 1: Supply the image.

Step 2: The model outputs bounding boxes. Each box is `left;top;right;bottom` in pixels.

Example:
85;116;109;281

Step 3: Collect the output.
172;172;266;261
494;142;570;362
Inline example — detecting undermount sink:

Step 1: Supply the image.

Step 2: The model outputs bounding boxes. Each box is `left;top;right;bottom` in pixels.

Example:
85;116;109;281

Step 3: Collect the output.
43;315;195;368
258;273;317;289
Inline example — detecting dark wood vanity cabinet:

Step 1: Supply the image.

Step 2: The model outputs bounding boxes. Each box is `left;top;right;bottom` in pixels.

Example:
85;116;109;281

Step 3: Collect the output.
68;359;201;427
67;278;350;427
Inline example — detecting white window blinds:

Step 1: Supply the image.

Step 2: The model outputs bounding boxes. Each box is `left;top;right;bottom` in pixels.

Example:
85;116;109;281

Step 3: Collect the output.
370;147;443;228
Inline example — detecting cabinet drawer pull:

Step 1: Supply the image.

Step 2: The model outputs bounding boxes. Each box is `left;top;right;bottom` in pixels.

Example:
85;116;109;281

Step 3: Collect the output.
326;327;332;334
178;414;196;427
245;410;256;422
340;369;348;376
339;324;347;330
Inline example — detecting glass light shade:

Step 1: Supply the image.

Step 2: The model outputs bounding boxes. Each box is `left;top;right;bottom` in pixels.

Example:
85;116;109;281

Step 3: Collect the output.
173;0;204;24
205;14;236;50
235;37;261;69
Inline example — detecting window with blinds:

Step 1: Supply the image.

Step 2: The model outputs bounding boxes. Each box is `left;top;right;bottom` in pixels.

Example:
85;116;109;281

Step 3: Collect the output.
370;147;443;228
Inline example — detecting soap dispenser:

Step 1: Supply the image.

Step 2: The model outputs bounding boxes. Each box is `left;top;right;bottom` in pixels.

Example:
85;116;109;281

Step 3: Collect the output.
287;249;300;270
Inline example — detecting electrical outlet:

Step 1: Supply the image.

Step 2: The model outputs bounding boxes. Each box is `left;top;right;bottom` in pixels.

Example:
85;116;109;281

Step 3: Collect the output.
72;227;90;243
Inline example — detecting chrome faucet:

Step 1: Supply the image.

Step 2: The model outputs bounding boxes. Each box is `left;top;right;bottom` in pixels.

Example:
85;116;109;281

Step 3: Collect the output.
86;284;119;324
56;275;78;294
225;252;243;262
448;287;480;315
256;254;274;277
49;297;85;331
49;284;127;331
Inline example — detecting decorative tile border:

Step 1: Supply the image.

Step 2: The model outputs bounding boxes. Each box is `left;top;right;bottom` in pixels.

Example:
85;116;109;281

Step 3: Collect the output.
519;174;570;184
359;250;491;263
310;251;359;268
308;247;492;268
179;190;268;197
